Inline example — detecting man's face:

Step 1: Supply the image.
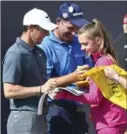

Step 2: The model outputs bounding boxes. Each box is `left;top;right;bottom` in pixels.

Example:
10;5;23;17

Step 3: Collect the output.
57;19;79;42
30;25;49;44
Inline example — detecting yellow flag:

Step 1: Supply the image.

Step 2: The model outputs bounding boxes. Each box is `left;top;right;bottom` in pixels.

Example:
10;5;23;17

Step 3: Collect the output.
83;65;127;110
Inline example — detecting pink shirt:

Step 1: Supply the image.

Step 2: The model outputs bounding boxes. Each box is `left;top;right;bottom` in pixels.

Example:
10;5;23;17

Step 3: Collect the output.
56;54;127;130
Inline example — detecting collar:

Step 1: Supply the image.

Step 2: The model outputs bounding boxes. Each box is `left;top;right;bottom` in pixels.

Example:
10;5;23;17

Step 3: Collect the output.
92;51;103;63
16;37;35;51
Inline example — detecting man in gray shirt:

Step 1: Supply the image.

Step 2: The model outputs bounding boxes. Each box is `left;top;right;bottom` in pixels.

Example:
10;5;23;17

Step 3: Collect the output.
2;8;57;134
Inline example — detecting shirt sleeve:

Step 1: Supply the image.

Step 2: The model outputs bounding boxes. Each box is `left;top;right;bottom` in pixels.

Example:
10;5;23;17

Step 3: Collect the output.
2;52;22;84
95;56;113;66
39;40;54;78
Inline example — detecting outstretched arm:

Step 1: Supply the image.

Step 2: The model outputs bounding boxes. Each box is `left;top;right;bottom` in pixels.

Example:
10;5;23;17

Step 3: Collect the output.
55;79;103;105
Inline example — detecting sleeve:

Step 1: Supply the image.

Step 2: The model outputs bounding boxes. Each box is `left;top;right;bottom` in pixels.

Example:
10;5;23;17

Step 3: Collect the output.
2;52;22;84
39;39;54;78
95;56;113;66
81;79;103;104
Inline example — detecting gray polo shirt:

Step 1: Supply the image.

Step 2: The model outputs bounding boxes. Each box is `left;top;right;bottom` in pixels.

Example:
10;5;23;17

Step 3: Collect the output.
3;37;47;111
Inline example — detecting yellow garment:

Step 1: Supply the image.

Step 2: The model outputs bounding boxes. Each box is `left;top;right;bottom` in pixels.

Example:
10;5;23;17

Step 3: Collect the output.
81;65;127;110
75;80;89;88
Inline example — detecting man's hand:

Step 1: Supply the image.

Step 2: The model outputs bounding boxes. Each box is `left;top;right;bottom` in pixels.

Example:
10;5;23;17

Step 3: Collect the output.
76;65;90;74
75;65;90;80
40;79;57;94
48;88;60;99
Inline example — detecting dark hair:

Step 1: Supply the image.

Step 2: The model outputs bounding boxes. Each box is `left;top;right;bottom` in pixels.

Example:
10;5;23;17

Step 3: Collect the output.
78;18;118;62
23;25;45;32
23;26;28;32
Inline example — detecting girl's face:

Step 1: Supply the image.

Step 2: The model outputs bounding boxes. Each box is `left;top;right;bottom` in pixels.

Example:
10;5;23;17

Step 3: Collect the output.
78;33;101;55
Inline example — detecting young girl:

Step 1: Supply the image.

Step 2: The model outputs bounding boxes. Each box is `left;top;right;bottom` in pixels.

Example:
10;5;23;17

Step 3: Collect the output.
55;19;127;134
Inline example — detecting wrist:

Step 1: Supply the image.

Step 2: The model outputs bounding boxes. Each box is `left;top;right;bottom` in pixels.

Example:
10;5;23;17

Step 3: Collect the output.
71;72;79;81
40;85;45;94
39;86;42;95
32;86;41;95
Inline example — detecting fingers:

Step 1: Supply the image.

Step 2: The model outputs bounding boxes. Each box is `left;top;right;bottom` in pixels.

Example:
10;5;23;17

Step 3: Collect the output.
76;65;90;75
48;89;60;99
104;68;111;77
104;68;109;75
104;67;118;80
78;70;87;74
104;67;115;72
85;76;90;81
47;79;57;89
41;79;57;93
104;68;111;73
104;68;116;75
77;64;90;70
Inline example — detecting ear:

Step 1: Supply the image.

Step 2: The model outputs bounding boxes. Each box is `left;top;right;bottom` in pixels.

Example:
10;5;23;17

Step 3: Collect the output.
28;25;34;31
95;37;102;45
56;18;61;25
96;37;104;52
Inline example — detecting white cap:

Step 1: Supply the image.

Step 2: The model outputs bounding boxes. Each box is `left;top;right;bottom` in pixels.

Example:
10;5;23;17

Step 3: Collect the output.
23;8;57;31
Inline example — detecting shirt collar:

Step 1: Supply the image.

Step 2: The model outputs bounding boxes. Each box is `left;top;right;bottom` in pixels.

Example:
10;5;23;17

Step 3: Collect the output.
16;37;35;51
49;31;65;44
92;51;103;63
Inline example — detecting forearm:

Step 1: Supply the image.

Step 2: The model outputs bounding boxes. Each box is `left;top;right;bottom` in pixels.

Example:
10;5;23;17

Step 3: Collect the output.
4;83;40;99
54;72;78;87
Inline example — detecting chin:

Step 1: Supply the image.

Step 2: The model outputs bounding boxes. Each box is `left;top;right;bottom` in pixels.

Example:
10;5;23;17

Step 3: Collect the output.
64;38;73;43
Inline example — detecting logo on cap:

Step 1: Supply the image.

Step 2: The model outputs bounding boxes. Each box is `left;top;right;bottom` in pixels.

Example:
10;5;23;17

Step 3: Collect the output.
68;6;73;13
62;13;68;19
73;12;83;16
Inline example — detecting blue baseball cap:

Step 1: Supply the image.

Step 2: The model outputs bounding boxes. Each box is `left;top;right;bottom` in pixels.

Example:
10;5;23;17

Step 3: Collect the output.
57;3;89;28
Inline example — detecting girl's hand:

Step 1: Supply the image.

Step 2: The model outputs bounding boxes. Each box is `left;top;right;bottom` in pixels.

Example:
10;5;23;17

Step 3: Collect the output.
104;68;118;80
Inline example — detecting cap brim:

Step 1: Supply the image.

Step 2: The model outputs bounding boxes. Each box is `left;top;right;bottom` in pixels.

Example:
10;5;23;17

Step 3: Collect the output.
40;22;58;31
71;19;90;28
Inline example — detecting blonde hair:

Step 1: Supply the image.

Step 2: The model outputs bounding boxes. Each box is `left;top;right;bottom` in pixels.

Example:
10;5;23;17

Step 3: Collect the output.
78;18;118;62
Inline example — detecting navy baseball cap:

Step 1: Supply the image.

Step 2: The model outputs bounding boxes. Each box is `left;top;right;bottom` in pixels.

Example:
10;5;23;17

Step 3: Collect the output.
57;3;89;28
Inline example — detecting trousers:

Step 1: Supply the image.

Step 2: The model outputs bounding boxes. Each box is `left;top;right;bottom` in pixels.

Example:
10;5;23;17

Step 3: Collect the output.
7;110;47;134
